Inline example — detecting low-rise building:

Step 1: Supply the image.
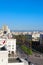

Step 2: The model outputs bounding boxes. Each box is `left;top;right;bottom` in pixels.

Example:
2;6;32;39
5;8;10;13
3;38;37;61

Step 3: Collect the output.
32;32;40;41
40;34;43;44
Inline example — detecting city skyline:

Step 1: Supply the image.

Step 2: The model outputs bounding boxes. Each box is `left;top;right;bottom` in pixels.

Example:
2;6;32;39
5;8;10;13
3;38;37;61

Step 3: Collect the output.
0;0;43;30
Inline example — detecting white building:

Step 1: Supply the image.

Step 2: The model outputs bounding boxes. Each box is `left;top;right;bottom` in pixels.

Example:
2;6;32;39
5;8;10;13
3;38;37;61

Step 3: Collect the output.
0;25;28;65
6;39;16;53
0;39;28;65
0;51;8;65
32;32;40;41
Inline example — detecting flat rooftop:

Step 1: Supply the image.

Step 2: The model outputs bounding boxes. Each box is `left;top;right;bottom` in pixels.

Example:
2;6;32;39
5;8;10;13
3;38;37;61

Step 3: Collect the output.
8;58;22;63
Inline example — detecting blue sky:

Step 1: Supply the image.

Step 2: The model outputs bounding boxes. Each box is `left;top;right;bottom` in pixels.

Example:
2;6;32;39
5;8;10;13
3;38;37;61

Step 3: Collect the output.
0;0;43;30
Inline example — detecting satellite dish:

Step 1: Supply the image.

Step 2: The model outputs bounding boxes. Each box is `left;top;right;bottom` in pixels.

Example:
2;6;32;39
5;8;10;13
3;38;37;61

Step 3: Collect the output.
0;39;6;48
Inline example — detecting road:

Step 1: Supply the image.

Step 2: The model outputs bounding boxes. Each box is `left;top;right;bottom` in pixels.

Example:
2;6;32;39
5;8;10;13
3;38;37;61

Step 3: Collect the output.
17;45;43;65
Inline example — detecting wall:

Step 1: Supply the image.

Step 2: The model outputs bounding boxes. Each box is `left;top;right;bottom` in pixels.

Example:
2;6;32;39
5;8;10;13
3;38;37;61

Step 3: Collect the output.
0;51;8;65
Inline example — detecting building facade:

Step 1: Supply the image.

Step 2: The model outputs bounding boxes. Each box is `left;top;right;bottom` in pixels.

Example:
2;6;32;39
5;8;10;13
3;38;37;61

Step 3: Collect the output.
40;34;43;44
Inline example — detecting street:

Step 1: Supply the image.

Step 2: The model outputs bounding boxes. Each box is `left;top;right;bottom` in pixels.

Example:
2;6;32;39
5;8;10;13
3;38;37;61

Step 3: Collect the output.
17;45;43;65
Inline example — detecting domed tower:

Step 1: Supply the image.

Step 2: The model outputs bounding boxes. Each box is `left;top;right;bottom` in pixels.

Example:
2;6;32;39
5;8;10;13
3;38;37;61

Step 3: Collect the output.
2;25;10;35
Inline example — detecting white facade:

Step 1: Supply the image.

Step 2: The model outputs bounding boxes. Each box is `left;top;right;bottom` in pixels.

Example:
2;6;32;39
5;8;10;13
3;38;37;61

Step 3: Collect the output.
6;39;16;53
0;38;16;53
32;32;40;41
0;51;8;65
0;38;26;65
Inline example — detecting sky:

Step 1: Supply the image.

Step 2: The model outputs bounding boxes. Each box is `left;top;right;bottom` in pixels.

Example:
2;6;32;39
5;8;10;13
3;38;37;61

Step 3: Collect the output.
0;0;43;30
